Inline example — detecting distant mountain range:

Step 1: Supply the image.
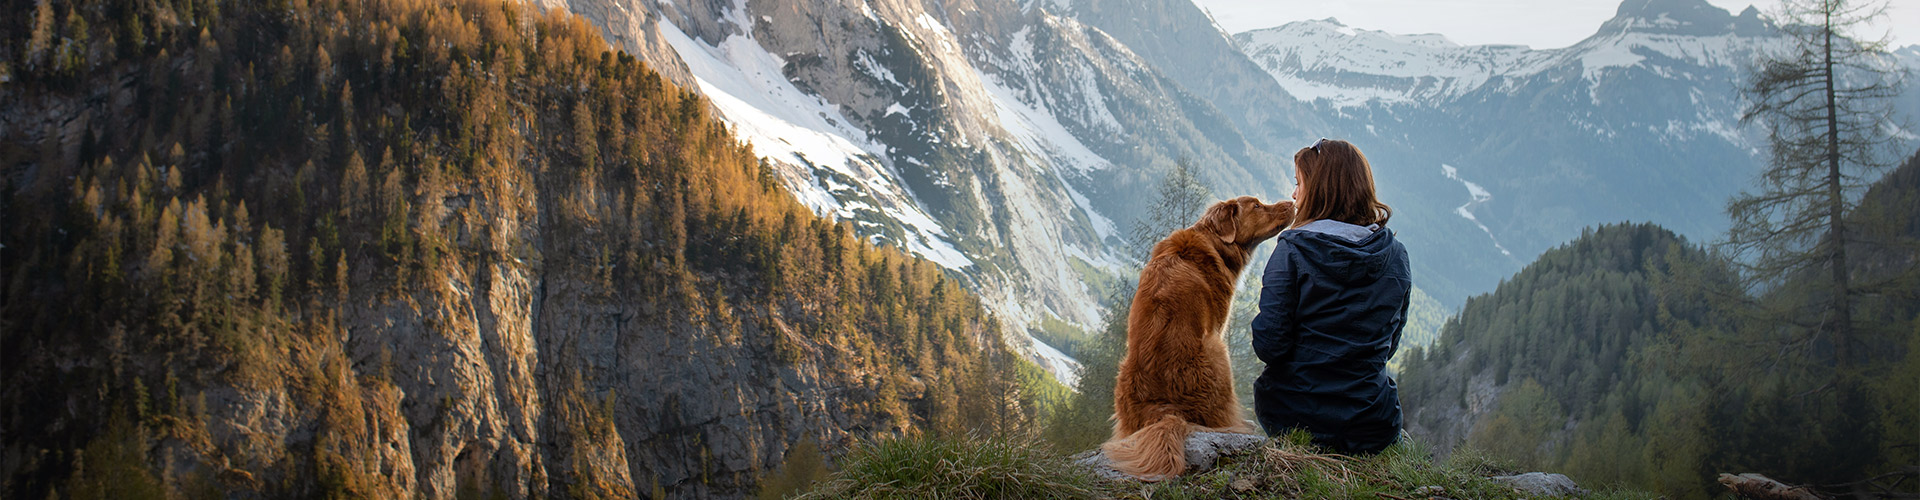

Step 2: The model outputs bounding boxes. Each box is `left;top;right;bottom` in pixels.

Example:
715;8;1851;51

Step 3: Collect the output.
1237;0;1920;302
536;0;1920;380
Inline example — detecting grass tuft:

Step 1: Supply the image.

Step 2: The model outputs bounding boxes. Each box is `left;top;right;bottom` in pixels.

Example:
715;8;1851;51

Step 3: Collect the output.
792;434;1097;500
788;431;1661;500
1108;434;1660;500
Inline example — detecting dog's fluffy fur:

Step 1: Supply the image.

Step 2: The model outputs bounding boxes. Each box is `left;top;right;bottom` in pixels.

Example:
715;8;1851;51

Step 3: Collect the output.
1102;196;1294;481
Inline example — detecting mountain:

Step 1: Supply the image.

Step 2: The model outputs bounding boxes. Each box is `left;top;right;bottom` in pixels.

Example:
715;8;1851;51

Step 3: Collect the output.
1237;0;1920;305
526;0;1920;382
1059;0;1326;154
1397;149;1920;499
526;0;1338;381
0;0;1057;497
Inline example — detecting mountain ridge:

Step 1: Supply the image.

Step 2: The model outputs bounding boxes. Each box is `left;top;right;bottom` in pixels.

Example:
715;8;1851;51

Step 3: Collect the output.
538;0;1322;382
540;0;1918;357
1398;148;1920;498
0;1;1057;497
1235;0;1779;108
1225;0;1920;309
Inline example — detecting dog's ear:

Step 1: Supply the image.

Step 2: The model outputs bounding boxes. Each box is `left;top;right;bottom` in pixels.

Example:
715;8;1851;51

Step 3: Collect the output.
1201;201;1240;245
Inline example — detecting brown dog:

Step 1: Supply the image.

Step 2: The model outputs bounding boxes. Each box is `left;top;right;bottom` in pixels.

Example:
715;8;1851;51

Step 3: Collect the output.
1103;196;1294;481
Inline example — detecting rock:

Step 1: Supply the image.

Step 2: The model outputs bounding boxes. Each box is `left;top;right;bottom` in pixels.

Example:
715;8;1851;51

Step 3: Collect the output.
1184;432;1267;471
1231;477;1256;492
1718;473;1823;500
1491;472;1588;497
1070;450;1130;482
1074;431;1267;481
1414;485;1447;496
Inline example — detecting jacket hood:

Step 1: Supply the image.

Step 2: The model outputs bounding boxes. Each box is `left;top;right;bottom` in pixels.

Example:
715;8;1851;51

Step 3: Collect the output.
1279;226;1400;285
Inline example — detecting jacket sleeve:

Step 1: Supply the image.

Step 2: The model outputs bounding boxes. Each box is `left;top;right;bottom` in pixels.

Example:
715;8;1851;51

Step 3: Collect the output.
1383;240;1412;354
1251;242;1298;365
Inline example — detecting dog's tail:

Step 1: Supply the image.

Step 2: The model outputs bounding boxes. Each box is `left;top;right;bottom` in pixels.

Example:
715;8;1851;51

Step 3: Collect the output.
1101;413;1193;482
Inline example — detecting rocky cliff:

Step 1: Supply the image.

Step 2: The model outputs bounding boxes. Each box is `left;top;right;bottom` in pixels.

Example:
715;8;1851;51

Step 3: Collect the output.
0;1;1048;498
527;0;1321;380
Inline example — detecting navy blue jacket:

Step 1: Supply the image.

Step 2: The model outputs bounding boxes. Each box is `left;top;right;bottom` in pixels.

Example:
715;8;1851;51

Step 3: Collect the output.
1251;224;1411;454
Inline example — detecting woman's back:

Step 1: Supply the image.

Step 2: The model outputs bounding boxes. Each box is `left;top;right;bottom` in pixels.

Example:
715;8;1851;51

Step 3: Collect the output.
1251;221;1410;454
1252;138;1410;455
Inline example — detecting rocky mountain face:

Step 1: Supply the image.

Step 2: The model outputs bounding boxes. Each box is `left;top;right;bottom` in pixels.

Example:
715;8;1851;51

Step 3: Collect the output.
538;0;1912;324
0;1;1049;498
531;0;1330;380
1061;0;1325;156
538;0;1920;320
1235;0;1920;302
513;0;1920;462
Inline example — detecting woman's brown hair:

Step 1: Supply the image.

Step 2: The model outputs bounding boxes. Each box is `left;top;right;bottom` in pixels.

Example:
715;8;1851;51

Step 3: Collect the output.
1291;139;1391;228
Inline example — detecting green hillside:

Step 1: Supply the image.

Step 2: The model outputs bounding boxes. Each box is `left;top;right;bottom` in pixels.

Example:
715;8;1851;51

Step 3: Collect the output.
0;0;1055;497
1399;150;1920;499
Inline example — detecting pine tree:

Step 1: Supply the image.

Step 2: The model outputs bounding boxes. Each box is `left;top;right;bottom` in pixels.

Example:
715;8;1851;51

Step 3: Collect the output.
340;149;369;220
1126;157;1212;263
27;0;55;69
573;99;599;174
1728;0;1911;371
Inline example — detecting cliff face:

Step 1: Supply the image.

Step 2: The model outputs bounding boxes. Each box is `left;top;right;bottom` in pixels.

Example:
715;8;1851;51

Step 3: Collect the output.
524;0;1312;380
0;1;1042;498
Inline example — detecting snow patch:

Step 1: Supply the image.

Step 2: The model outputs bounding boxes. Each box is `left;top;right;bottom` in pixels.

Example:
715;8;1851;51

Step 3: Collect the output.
659;10;883;169
1005;26;1038;79
855;49;903;89
1061;173;1118;241
982;74;1114;174
1577;33;1760;79
1886;121;1920;141
1441;164;1511;257
658;9;973;270
1068;63;1124;134
1028;321;1083;386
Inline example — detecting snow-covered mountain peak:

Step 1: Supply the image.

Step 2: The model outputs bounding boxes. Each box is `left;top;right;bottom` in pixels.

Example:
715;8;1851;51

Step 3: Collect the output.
1570;0;1780;82
1234;18;1551;106
1603;0;1771;38
1897;44;1920;63
1266;18;1456;49
1235;0;1783;108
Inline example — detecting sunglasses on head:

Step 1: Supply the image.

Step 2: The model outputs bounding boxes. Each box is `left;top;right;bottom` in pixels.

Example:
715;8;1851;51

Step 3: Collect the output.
1309;138;1330;154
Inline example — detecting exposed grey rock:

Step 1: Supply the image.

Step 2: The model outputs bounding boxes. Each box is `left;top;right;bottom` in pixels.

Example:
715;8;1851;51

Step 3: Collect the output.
533;0;1308;389
1406;350;1505;459
1074;431;1266;481
1492;472;1588;497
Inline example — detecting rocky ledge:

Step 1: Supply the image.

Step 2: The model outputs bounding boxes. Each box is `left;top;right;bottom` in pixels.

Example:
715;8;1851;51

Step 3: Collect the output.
1071;432;1268;481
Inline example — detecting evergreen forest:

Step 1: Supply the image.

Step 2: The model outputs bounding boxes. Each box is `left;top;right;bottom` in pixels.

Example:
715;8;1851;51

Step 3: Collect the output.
0;0;1059;497
1399;150;1920;499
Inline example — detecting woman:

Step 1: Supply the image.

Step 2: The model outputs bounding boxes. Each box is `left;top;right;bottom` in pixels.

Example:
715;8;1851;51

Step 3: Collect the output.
1250;138;1412;455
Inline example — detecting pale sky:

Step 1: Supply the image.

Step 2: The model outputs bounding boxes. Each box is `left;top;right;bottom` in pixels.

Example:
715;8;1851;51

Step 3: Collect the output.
1188;0;1917;50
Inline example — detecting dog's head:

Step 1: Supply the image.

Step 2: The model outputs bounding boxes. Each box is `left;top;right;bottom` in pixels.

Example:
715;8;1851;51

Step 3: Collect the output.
1197;196;1294;247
